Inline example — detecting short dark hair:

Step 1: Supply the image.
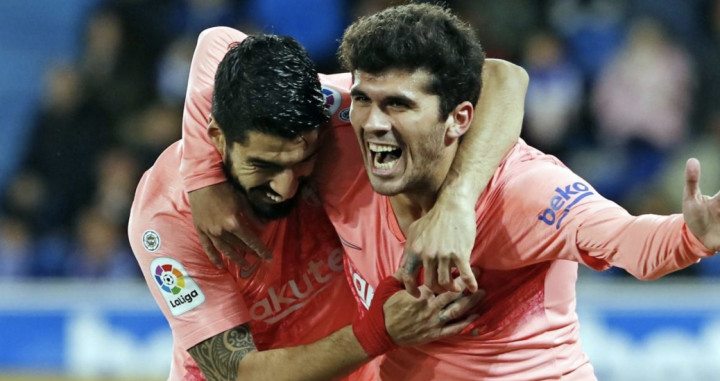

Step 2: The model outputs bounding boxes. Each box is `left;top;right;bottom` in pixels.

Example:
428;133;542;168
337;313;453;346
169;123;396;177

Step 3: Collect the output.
338;3;485;118
212;34;330;144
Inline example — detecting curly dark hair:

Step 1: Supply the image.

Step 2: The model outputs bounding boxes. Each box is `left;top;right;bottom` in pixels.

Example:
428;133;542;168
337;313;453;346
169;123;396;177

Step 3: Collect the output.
212;34;330;144
338;3;485;119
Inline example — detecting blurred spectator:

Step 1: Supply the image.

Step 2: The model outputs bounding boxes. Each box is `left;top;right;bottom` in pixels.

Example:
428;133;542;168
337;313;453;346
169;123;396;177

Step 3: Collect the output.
244;0;349;72
550;0;626;83
594;17;693;149
80;7;143;120
1;170;46;231
521;29;583;157
18;63;114;235
118;102;182;170
173;0;242;36
0;217;32;278
694;0;720;136
94;148;142;226
454;0;542;61
64;206;138;279
156;36;195;107
589;16;694;203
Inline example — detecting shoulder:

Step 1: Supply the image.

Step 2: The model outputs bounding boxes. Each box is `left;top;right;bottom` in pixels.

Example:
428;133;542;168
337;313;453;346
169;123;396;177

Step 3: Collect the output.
319;72;353;127
487;140;600;211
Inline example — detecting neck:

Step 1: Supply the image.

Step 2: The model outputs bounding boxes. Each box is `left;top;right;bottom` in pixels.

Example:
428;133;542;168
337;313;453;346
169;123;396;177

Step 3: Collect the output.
390;149;456;235
389;191;436;235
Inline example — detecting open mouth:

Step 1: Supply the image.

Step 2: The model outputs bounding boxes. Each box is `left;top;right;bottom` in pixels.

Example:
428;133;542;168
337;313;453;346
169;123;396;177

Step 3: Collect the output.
251;188;283;204
264;191;282;203
369;142;402;170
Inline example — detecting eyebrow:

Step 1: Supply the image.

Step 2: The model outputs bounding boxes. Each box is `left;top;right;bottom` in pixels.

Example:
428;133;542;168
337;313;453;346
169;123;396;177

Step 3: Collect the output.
350;88;417;108
247;149;319;168
384;95;416;107
349;88;367;98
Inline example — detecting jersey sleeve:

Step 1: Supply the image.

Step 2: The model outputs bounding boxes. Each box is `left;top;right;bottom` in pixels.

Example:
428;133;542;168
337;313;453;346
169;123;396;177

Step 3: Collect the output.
476;157;715;279
180;27;247;193
129;168;251;350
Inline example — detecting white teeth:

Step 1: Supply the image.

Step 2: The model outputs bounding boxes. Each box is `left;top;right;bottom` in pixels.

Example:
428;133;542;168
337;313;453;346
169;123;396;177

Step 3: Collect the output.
374;151;399;169
368;143;398;153
266;192;281;202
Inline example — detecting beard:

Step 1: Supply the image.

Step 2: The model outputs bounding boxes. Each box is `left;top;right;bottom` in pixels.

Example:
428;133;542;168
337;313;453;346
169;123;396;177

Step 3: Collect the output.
222;156;297;220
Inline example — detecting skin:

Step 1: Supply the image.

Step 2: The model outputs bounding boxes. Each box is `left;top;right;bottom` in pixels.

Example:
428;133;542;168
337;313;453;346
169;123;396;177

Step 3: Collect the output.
208;120;319;221
349;69;473;258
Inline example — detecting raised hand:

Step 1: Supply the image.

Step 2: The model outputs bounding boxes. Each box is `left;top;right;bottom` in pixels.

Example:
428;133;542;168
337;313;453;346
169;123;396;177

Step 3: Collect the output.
683;158;720;252
188;182;272;268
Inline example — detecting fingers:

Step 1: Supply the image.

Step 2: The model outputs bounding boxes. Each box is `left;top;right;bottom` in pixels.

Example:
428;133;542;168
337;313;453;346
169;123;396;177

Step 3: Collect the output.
438;313;480;337
430;289;463;310
684;158;701;201
439;289;486;322
401;252;422;297
455;260;479;293
423;256;441;294
211;235;249;267
198;232;224;269
436;256;457;292
227;226;273;261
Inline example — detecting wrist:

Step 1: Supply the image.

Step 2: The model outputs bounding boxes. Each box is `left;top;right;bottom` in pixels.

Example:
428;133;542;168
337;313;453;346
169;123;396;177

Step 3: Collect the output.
436;185;477;210
351;277;403;357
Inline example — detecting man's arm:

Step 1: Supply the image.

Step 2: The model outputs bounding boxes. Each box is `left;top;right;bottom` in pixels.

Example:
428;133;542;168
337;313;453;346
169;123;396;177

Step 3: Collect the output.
182;27;272;264
189;324;367;381
188;278;485;381
180;27;239;192
576;158;717;279
473;155;716;279
402;59;529;295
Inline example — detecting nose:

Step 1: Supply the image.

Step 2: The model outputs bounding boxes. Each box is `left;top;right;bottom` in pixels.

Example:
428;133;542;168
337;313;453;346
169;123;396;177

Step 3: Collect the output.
269;168;301;200
363;105;391;134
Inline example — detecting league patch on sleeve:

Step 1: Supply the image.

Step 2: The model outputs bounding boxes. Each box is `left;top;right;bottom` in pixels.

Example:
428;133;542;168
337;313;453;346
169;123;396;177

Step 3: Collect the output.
322;87;342;115
150;257;206;316
142;230;161;252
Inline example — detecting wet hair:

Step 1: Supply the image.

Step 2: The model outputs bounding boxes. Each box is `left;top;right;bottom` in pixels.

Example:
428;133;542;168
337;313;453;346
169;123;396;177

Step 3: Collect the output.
338;3;485;119
212;34;330;144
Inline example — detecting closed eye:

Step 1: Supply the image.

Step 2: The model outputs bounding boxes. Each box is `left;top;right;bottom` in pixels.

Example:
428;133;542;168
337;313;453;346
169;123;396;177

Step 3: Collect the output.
387;100;409;109
384;95;415;110
249;160;282;172
352;94;370;103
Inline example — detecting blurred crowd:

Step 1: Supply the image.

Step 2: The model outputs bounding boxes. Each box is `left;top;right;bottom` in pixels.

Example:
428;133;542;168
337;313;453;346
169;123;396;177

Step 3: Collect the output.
0;0;719;280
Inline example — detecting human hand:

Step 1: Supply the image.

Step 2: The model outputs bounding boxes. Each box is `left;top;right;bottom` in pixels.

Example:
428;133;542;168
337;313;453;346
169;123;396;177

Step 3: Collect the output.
401;197;478;296
384;275;485;347
683;158;720;251
188;182;272;268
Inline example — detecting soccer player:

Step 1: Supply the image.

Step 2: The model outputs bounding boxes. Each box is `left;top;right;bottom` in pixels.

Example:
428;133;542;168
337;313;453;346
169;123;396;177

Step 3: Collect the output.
310;3;718;379
130;28;526;381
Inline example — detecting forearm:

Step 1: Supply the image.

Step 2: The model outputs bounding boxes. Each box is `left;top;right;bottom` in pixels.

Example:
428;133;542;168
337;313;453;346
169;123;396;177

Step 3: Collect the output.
577;212;715;280
238;325;368;381
181;27;246;192
440;59;528;202
191;323;369;381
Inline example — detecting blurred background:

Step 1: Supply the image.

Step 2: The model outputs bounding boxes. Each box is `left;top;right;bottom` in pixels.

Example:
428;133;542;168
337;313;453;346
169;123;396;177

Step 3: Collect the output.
0;0;718;379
